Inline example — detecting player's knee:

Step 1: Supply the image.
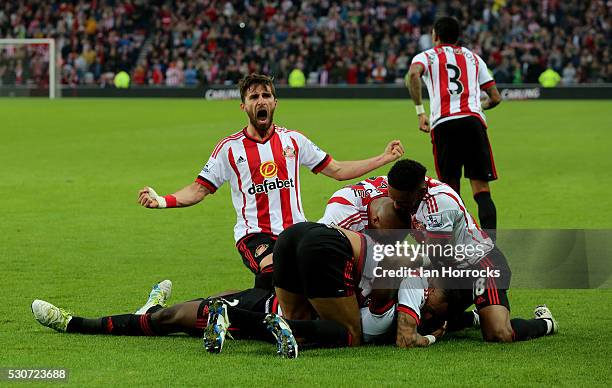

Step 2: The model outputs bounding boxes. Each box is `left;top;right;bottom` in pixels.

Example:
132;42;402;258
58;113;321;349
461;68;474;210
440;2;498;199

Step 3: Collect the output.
483;326;513;343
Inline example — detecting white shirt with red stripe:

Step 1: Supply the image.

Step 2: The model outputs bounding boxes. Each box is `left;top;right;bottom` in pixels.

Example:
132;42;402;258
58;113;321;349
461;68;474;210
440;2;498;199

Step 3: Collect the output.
318;176;389;231
411;44;495;129
397;276;429;326
197;125;331;242
412;177;494;266
361;275;428;343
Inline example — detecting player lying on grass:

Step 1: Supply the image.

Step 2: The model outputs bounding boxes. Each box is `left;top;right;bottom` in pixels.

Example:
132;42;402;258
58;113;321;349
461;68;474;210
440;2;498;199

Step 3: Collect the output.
137;74;404;290
30;281;343;358
385;159;559;342
29;275;446;358
29;278;435;359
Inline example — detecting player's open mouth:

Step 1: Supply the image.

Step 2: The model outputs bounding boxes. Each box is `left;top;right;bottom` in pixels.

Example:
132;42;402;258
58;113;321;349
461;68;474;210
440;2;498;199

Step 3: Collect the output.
256;109;268;122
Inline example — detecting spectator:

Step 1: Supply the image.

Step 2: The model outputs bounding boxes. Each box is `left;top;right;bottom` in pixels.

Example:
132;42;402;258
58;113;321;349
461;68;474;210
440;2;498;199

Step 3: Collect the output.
0;0;608;86
562;63;577;85
539;67;562;88
288;64;306;87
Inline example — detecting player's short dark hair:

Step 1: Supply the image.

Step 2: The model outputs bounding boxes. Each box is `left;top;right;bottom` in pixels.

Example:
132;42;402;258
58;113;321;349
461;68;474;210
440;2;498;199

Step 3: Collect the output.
388;159;427;192
433;16;461;44
238;74;277;102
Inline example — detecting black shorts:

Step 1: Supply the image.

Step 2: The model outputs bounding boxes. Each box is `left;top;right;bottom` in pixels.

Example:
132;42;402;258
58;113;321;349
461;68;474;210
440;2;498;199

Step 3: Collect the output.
236;233;277;274
431;116;498;182
273;222;362;298
452;247;511;311
195;288;276;338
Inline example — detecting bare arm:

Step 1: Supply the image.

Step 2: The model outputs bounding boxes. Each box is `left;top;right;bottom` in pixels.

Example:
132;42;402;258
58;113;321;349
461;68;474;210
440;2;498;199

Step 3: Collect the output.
319;140;404;181
138;182;210;208
481;85;502;110
407;63;425;106
396;311;431;348
407;63;430;133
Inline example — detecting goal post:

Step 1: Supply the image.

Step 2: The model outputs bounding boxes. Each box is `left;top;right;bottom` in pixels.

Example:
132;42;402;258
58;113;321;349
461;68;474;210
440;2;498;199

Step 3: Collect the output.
0;38;59;99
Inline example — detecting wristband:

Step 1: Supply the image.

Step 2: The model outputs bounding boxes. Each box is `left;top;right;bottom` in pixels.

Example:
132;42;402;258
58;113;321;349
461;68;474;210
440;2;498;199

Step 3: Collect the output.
415;105;426;115
424;335;436;345
163;195;177;208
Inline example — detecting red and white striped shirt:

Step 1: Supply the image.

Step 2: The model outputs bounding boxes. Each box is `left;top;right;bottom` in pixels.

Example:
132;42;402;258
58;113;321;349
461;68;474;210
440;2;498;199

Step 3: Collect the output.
197;125;331;242
411;44;495;129
318;176;389;232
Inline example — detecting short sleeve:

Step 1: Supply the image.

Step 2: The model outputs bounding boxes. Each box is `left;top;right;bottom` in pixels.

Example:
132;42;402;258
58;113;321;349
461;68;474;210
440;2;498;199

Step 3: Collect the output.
318;188;364;230
292;132;331;173
195;144;230;193
422;195;457;238
397;276;427;325
410;52;429;75
476;54;495;89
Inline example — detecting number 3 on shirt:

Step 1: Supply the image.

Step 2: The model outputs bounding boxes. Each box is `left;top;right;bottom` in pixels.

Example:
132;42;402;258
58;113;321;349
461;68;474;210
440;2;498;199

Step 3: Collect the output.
446;63;464;95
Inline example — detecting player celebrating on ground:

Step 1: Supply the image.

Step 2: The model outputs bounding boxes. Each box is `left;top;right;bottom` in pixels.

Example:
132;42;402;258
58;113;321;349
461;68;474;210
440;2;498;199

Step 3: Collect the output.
386;159;558;342
138;74;404;289
407;16;502;235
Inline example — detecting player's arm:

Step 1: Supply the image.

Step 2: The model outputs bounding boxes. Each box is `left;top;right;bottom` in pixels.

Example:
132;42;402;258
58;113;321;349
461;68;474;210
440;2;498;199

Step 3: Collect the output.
396;311;433;348
138;182;210;209
319;140;404;181
407;62;430;133
480;84;502;110
138;143;228;209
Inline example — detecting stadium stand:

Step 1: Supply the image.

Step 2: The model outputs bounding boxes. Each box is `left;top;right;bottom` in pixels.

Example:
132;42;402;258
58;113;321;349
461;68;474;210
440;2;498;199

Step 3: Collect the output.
0;0;609;87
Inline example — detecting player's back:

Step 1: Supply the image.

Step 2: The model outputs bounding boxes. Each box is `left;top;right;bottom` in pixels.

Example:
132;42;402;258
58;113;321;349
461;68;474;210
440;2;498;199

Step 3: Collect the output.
318;176;389;231
414;177;494;265
411;45;495;128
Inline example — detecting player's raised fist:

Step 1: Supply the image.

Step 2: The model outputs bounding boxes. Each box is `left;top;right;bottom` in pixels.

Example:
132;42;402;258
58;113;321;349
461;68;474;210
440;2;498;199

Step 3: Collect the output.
138;186;160;208
383;140;405;162
418;114;430;133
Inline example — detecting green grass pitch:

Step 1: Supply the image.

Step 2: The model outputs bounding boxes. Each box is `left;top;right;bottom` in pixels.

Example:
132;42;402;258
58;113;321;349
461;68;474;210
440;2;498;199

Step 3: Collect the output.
1;98;611;386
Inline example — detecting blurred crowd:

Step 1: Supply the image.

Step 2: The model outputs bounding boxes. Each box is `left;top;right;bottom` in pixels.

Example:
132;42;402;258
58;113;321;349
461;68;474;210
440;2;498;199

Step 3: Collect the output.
0;0;610;88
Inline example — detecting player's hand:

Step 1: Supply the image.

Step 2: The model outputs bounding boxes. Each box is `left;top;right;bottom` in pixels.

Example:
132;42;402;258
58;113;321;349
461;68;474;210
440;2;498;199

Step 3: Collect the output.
429;321;447;340
138;186;160;208
382;140;405;162
418;114;430;133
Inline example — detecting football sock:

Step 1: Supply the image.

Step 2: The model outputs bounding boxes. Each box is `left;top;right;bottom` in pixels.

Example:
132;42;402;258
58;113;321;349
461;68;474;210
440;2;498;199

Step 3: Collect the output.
67;314;166;336
225;307;351;348
510;318;548;341
289;319;352;349
474;191;497;233
225;307;275;342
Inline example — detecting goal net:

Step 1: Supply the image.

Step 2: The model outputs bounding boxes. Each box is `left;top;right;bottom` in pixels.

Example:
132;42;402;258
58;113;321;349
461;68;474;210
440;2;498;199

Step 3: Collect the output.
0;38;58;98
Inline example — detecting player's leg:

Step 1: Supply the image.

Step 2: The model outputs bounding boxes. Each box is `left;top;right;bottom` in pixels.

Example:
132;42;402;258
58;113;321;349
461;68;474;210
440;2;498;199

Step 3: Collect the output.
275;288;315;320
478;304;513;342
464;117;498;232
471;179;497;235
430;122;463;194
273;222;317;320
297;224;364;346
307;296;362;346
32;299;202;336
475;250;556;342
